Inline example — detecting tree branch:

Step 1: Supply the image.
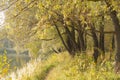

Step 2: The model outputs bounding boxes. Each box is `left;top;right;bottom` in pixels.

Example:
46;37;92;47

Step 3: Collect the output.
0;0;19;12
14;0;37;18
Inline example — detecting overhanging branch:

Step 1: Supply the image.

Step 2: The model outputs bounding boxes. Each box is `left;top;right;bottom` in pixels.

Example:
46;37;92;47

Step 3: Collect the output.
14;0;37;18
0;0;19;12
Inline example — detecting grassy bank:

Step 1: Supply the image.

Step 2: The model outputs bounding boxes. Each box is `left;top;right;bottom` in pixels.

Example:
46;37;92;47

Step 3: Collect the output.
3;51;120;80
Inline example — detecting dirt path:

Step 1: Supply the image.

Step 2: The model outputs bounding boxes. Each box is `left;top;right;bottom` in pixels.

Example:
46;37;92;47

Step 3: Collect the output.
44;67;55;80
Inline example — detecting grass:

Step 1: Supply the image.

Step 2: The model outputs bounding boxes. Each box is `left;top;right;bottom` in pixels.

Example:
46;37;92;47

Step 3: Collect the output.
3;51;120;80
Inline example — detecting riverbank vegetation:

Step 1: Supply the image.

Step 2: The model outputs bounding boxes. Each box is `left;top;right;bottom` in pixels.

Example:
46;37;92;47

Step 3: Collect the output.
3;51;120;80
0;52;10;78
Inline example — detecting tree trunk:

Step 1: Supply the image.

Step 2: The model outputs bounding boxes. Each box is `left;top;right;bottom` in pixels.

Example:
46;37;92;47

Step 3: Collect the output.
112;34;115;50
99;16;105;59
71;25;76;52
105;0;120;73
77;33;82;52
109;34;115;60
54;23;71;54
65;26;77;55
110;11;120;73
63;22;78;55
90;23;99;63
84;32;87;51
77;20;86;52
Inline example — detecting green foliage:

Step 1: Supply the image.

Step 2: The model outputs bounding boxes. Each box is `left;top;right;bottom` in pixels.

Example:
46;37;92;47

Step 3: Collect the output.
3;0;120;57
25;41;41;58
0;51;10;77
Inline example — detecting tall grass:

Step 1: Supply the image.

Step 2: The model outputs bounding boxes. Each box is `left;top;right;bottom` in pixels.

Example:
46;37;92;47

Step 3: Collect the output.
3;51;120;80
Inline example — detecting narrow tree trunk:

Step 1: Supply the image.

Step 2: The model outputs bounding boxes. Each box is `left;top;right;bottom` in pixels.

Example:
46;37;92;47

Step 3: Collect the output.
63;23;78;55
77;20;86;52
77;33;82;52
81;33;85;51
84;32;87;51
54;23;71;54
90;23;99;63
99;16;105;59
110;34;115;60
66;33;75;55
71;25;76;52
112;34;115;50
77;29;86;52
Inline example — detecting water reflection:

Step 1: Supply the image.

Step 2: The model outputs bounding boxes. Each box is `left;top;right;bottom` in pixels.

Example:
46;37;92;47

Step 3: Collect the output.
7;54;31;70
